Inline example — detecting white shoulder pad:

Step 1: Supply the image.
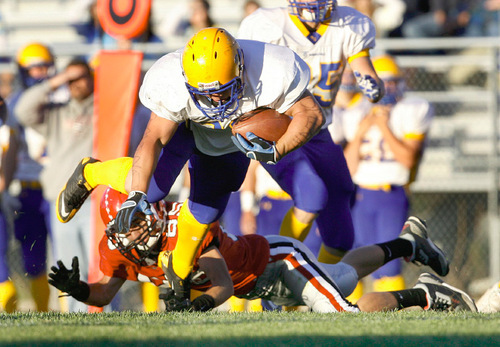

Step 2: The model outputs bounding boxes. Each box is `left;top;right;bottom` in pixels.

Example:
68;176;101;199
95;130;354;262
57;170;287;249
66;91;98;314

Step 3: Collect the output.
139;50;190;122
237;7;288;43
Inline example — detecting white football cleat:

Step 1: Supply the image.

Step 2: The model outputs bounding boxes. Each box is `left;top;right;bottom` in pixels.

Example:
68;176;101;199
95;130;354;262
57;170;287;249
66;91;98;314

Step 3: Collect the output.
476;281;500;313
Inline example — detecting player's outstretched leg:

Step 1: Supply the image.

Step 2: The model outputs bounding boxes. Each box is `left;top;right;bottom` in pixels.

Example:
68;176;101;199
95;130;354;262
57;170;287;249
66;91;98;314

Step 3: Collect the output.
56;157;100;223
399;216;449;276
413;272;477;311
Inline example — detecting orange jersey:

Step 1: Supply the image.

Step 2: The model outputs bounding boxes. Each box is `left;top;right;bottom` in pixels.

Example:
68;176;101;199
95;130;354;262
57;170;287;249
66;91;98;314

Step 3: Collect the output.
99;201;270;295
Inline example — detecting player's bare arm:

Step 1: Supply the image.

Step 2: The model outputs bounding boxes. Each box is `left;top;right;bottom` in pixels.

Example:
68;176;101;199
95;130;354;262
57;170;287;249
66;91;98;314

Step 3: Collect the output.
85;275;126;307
128;113;179;193
280;90;324;156
239;160;259;235
343;115;374;175
197;246;234;307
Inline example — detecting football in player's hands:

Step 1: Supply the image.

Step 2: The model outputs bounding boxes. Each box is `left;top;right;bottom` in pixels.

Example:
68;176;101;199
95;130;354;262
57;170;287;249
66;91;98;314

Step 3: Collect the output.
232;107;291;142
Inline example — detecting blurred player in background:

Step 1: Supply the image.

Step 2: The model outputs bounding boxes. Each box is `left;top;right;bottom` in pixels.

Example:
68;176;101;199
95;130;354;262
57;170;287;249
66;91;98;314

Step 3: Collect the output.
15;57;94;312
331;55;434;299
2;43;64;312
0;95;20;312
237;0;384;265
47;187;474;313
56;27;324;302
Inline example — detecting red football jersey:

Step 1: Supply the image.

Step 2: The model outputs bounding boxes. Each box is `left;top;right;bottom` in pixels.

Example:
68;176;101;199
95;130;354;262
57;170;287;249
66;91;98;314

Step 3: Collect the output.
99;201;270;295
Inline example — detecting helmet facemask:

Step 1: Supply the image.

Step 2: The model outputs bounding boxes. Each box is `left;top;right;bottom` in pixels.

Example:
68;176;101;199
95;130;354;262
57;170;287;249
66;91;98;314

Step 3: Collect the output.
185;69;244;121
105;207;165;265
288;0;337;24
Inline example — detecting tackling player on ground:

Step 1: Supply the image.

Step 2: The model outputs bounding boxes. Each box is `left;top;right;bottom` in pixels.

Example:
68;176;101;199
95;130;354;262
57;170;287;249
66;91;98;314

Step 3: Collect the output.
48;188;475;313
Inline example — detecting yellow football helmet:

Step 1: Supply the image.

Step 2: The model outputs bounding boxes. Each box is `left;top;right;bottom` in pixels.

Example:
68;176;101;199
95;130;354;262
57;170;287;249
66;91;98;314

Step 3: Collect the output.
16;42;55;88
17;42;54;69
372;55;403;104
372;55;401;80
182;27;244;120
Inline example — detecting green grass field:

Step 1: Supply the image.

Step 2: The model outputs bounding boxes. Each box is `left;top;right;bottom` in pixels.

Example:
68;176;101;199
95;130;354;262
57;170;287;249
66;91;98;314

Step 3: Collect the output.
1;311;500;346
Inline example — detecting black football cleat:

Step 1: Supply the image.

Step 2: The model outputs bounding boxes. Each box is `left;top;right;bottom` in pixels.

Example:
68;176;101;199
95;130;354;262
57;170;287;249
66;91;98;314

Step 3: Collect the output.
56;157;99;223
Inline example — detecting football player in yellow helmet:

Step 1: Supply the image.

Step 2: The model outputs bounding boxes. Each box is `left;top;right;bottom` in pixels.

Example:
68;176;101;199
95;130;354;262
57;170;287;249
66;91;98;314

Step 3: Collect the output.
56;27;324;302
182;28;244;120
16;42;55;88
372;55;405;105
234;0;384;274
1;43;57;312
336;54;434;299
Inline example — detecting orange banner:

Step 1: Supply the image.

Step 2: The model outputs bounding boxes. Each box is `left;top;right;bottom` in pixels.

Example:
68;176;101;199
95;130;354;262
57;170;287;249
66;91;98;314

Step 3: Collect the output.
90;50;143;312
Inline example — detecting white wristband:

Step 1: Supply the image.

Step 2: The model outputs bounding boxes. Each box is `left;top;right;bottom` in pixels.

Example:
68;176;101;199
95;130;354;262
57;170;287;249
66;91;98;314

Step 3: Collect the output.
240;191;257;213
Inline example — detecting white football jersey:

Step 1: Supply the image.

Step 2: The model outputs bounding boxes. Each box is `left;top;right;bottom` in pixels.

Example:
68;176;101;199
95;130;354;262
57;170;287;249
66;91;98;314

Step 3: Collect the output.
139;40;310;156
333;96;434;186
237;6;376;125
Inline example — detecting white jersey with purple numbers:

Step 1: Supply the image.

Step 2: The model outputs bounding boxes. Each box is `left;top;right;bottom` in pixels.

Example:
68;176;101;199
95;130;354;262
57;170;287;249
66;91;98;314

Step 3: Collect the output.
138;40;310;156
335;96;433;186
237;6;376;126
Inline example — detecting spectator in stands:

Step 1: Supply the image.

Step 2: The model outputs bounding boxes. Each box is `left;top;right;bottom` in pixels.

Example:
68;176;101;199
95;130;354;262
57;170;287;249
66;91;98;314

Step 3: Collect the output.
401;0;473;38
331;56;434;301
446;0;500;86
2;43;63;312
0;95;20;312
158;0;215;39
464;0;500;37
15;57;94;312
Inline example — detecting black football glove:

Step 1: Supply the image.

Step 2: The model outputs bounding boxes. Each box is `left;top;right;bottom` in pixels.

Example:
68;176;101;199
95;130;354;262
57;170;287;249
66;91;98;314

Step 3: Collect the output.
191;294;216;312
160;290;215;312
115;191;152;234
160;288;192;312
48;256;89;302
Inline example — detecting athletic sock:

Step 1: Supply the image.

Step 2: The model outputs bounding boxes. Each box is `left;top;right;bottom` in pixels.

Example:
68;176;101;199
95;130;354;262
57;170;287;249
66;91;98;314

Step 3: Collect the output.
373;275;406;292
317;244;343;264
84;157;133;194
173;202;210;279
279;208;312;242
30;273;50;312
0;280;17;312
142;282;159;312
376;238;413;264
390;288;428;309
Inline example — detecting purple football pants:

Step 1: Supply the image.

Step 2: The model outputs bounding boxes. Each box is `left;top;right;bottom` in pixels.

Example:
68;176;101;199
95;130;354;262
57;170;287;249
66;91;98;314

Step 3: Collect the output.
352;186;409;278
14;188;50;277
263;128;355;252
147;123;250;224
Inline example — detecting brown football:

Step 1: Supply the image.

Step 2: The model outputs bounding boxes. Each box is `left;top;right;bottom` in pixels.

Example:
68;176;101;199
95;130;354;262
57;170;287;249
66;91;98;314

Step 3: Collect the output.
232;107;291;142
